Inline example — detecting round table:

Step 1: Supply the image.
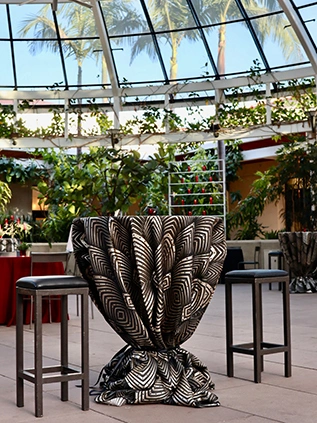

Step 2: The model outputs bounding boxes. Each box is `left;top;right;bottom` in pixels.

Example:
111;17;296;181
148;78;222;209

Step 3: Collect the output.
72;215;226;408
278;231;317;293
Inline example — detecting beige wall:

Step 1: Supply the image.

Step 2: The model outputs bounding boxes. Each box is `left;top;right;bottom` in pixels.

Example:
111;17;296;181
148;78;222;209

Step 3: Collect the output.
6;183;33;217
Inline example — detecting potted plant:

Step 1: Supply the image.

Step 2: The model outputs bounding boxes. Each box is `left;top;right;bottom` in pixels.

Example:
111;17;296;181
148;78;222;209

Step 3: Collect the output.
0;216;32;254
17;241;32;256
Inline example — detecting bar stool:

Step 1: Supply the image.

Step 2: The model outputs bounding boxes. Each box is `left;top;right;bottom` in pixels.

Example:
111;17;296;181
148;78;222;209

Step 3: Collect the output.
225;269;291;383
16;275;90;418
268;250;284;291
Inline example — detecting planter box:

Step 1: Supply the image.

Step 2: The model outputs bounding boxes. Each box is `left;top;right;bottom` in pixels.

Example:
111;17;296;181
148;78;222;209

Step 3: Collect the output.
30;243;76;274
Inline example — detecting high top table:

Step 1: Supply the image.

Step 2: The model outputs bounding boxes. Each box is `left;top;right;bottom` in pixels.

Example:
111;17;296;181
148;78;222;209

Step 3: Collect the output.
72;215;226;408
278;231;317;293
0;256;64;326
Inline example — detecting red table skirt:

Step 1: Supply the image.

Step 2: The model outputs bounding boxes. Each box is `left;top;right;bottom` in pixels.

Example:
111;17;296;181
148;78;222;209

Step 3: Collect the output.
0;256;65;326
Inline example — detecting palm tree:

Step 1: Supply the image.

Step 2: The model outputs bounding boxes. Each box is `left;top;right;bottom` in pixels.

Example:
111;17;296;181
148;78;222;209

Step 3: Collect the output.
125;0;302;79
19;3;101;137
203;0;302;75
117;0;203;81
19;4;100;90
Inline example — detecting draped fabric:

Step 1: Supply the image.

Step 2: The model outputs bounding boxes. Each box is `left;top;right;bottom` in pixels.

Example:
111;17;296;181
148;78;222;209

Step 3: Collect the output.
278;231;317;293
72;216;226;407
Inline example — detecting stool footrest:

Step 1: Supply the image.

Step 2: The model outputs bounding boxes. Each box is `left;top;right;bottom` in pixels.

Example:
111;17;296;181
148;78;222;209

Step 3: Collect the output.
231;342;290;356
19;366;85;384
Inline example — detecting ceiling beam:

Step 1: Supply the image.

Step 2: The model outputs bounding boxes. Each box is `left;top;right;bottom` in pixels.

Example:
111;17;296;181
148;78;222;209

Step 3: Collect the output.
278;0;317;74
0;121;311;150
89;0;119;98
0;66;315;102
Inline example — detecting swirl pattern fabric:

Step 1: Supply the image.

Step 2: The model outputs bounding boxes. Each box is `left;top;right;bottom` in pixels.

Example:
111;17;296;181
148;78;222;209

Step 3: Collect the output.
279;231;317;293
72;216;226;407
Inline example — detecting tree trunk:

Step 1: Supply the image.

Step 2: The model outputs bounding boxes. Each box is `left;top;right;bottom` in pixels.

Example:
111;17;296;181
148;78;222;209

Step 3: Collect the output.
217;24;226;76
77;64;83;157
169;36;178;82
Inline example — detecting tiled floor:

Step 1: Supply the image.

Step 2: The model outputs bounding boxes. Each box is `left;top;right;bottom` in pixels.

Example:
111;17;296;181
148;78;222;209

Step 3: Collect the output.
1;283;316;422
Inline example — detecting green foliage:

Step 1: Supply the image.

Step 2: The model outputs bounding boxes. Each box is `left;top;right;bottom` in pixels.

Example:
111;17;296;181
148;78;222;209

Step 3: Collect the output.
0;181;11;213
271;78;317;123
0;75;316;143
138;142;177;214
34;109;65;138
224;140;243;185
40;207;76;243
36;147;162;241
263;230;279;239
122;106;184;134
17;241;32;251
0;156;45;184
226;175;268;240
217;102;266;128
0;105;33;139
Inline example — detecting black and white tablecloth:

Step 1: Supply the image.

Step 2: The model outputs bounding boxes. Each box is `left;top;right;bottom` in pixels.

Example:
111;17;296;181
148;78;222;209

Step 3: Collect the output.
279;231;317;293
72;215;226;407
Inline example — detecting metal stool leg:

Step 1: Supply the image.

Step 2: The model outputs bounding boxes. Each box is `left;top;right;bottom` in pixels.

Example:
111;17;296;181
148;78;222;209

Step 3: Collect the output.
34;292;43;418
16;290;24;408
283;279;292;377
258;282;264;372
81;292;89;410
253;281;262;383
268;255;272;290
61;295;68;401
225;279;234;378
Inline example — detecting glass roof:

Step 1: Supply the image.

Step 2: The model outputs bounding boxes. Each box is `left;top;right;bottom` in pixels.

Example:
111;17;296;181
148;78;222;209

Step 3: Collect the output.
0;0;317;107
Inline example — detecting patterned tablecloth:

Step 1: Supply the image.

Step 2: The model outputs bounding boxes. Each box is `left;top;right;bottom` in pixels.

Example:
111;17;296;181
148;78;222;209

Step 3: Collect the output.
279;231;317;293
72;215;226;408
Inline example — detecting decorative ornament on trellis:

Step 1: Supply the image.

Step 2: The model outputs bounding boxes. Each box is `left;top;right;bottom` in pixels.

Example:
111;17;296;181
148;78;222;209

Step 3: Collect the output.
168;159;226;226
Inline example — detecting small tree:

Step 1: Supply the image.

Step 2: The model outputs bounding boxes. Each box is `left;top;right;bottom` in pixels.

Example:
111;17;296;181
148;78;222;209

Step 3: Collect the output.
36;147;162;242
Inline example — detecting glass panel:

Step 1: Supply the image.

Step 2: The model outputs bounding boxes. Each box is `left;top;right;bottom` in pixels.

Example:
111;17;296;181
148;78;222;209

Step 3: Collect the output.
292;0;317;6
110;35;166;84
62;40;104;87
55;3;98;39
14;41;65;88
203;21;263;77
157;29;215;82
254;15;308;69
191;0;243;24
10;4;55;39
145;0;196;31
240;0;282;17
11;3;98;41
100;0;150;36
0;5;9;38
0;41;15;88
297;4;317;48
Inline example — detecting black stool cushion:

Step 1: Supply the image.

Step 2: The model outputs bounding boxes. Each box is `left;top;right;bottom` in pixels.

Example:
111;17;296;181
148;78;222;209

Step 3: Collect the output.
268;250;283;256
16;275;89;290
225;269;288;278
